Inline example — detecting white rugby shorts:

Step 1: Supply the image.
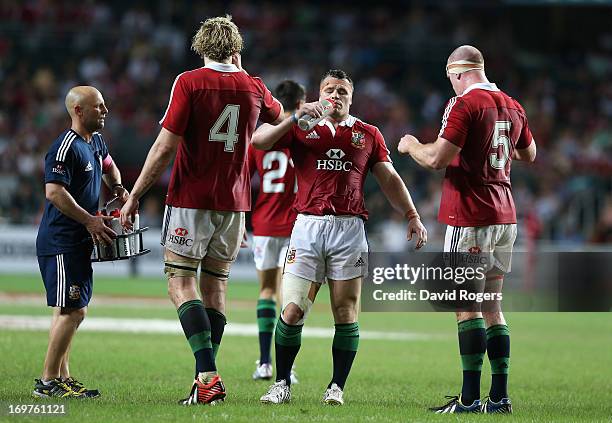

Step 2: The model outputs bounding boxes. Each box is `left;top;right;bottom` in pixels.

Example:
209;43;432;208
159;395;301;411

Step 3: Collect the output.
284;214;368;283
161;205;245;262
444;224;517;274
252;235;290;271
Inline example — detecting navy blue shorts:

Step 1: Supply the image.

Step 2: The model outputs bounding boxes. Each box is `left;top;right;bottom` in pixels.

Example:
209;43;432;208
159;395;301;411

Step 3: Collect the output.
38;251;93;309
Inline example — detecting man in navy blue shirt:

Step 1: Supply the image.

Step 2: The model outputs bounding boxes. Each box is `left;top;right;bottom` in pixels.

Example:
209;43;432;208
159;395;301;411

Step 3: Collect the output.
34;86;128;398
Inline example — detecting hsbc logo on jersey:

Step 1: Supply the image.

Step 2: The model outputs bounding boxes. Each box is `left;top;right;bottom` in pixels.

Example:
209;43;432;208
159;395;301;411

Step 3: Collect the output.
326;149;345;159
52;163;66;175
317;149;352;172
167;227;193;247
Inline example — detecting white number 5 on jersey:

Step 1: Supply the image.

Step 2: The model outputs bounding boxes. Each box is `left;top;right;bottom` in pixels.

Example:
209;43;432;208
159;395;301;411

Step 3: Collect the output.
490;121;511;170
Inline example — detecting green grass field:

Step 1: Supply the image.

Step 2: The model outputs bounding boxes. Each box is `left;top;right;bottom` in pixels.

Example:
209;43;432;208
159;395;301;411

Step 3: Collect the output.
1;273;611;422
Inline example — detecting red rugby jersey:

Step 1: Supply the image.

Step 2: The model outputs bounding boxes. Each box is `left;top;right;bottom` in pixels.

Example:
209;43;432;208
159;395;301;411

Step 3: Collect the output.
160;62;281;211
275;115;391;220
438;83;534;226
248;141;297;237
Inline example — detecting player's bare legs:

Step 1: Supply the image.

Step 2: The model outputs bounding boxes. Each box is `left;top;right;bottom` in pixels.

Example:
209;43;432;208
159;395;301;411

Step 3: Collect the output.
48;308;72;380
166;249;224;405
42;307;86;380
261;275;318;404
199;255;231;359
325;278;361;404
280;281;319;325
258;268;282;302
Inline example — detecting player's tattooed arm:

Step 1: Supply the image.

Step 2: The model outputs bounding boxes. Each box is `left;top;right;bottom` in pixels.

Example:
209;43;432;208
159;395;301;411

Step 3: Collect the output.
120;128;179;227
398;135;461;170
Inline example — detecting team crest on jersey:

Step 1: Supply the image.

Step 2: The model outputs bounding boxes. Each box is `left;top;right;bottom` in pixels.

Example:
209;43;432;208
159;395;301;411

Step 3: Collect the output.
468;246;482;254
286;248;296;264
68;285;81;300
351;130;365;149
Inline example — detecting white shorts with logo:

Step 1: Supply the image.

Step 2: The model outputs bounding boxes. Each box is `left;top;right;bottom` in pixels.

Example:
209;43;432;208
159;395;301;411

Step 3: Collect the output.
444;224;517;274
253;235;290;271
284;214;368;283
161;206;245;262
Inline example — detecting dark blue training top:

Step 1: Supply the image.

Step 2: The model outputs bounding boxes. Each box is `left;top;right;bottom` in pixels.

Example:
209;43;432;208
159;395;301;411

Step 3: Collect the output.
36;129;109;256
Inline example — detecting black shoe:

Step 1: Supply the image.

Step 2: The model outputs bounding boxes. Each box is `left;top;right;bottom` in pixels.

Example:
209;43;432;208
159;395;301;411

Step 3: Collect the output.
429;395;481;413
64;377;101;398
482;397;512;414
32;378;83;398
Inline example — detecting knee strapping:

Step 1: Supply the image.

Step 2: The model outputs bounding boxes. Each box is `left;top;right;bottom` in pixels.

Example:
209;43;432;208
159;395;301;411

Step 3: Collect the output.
201;266;230;281
282;273;314;325
164;259;199;278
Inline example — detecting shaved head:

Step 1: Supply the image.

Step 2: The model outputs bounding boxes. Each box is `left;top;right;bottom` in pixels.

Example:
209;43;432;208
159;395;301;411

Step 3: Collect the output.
445;45;488;96
65;86;101;118
447;45;484;65
65;86;108;135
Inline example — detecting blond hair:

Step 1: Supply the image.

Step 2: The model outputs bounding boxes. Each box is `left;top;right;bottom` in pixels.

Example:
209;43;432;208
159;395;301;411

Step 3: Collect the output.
191;15;243;62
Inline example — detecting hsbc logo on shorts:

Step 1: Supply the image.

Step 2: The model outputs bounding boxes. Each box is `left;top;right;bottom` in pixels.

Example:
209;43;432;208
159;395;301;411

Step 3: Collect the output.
175;228;188;237
317;149;352;172
167;227;193;247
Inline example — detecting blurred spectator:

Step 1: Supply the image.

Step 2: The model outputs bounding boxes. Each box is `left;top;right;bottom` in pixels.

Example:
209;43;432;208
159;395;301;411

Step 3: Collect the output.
0;0;610;247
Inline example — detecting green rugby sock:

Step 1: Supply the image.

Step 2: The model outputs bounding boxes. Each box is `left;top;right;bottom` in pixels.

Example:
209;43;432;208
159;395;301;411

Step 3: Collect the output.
206;308;226;360
274;317;302;385
458;318;486;405
177;300;215;373
257;299;276;364
487;324;510;402
330;322;360;389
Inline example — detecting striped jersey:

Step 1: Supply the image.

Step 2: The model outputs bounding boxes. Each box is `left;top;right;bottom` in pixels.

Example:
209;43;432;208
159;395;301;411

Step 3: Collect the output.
36;129;109;255
438;83;534;226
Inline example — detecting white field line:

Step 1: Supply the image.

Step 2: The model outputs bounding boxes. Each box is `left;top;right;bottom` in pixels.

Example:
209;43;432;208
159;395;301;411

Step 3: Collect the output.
0;315;435;341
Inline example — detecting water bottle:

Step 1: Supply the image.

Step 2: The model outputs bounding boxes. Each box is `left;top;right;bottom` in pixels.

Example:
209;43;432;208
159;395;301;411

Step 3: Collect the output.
297;99;335;131
110;209;130;257
132;212;141;254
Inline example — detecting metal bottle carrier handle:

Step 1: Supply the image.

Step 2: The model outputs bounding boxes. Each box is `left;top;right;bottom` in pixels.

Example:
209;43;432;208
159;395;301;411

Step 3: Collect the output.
91;226;151;262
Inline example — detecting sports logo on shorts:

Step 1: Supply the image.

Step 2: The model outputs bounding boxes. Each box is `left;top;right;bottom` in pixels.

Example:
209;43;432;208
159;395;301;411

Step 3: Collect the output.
351;130;366;149
68;285;80;300
468;246;482;254
167;227;193;247
286;248;296;264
